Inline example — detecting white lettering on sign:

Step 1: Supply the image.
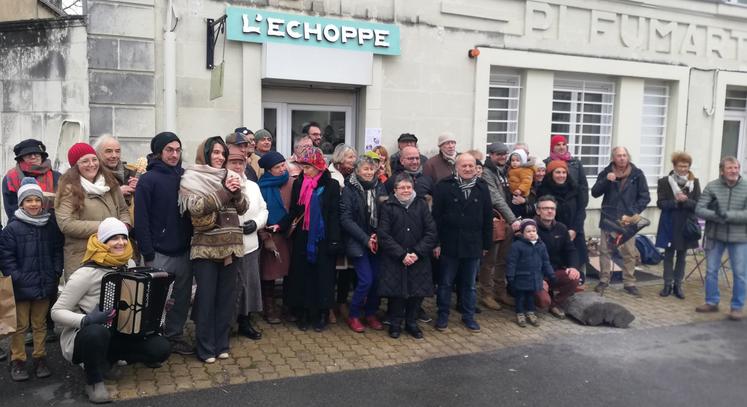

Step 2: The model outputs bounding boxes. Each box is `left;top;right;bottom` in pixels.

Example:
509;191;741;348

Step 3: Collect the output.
238;12;392;50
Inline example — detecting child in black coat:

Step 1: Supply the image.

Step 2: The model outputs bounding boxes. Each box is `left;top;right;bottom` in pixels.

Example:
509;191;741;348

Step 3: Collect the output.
506;219;556;327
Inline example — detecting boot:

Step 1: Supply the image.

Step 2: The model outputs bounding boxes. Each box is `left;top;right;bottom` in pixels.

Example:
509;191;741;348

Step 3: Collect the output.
388;322;401;339
10;360;29;382
673;282;685;300
34;357;51;379
313;310;328;332
497;290;515;306
659;282;672;297
262;295;281;325
238;314;262;340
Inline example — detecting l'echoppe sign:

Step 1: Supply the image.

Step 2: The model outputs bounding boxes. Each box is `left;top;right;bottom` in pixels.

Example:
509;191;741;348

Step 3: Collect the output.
226;6;400;55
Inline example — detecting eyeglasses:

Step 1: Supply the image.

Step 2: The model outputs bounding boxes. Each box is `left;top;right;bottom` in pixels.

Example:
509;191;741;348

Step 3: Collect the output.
164;147;182;154
404;157;420;161
538;206;556;211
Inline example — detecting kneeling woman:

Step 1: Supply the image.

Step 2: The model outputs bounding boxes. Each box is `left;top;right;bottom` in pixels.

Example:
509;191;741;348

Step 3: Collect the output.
51;218;170;403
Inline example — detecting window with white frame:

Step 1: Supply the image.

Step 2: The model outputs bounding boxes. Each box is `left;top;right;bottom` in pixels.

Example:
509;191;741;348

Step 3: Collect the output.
551;77;615;177
640;82;669;185
725;88;747;111
486;68;520;150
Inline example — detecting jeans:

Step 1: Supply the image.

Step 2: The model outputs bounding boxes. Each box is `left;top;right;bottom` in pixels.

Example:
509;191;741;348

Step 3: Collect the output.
705;240;747;310
437;256;480;322
514;290;536;314
154;252;193;341
349;254;380;318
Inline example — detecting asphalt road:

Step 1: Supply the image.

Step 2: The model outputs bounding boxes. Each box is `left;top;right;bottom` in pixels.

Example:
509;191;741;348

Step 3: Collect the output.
3;319;745;406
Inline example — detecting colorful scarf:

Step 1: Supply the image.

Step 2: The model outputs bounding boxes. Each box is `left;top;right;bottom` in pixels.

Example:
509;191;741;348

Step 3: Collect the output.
306;186;326;264
298;172;323;230
82;234;133;267
550;151;572;161
259;171;290;225
5;160;55;193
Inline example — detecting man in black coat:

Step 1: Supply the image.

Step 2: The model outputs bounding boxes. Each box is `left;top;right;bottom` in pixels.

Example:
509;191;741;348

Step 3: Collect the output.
534;195;581;318
432;153;492;333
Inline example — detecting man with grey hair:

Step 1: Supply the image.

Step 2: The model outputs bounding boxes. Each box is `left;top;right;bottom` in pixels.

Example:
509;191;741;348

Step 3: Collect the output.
424;132;457;182
591;146;650;296
695;156;747;320
94;135;138;203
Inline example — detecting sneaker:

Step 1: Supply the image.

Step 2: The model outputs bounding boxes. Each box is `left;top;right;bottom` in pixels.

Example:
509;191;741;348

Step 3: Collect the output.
623;286;642;297
463;319;481;333
695;303;719;313
34;357;51;379
515;313;527;327
549;306;566;319
217;352;230;359
526;312;539;326
727;309;744;321
169;339;195;355
202;357;216;364
347;317;365;333
365;315;384;331
10;360;29;382
85;382;112;404
417;308;432;323
480;296;502;311
434;315;448;331
594;282;609;294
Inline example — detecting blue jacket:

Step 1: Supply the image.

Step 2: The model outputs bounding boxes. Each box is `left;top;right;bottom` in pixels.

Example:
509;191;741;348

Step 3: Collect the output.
133;158;192;262
339;179;388;258
506;236;556;292
0;217;64;301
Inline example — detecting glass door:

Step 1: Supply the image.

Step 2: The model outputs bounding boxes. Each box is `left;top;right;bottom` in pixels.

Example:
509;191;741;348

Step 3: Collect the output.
262;102;353;157
721;114;747;173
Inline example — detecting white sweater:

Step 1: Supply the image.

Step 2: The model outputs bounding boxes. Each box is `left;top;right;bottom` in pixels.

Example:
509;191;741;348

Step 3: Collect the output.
239;178;269;254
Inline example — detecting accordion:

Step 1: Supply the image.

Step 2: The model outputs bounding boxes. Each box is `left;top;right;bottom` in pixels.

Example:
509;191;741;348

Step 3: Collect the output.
99;267;175;336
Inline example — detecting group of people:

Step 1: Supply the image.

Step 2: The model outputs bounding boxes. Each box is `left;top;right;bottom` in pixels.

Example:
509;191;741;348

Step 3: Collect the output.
1;124;746;404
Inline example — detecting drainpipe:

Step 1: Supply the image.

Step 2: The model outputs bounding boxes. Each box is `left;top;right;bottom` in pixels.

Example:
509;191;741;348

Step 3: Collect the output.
163;0;178;132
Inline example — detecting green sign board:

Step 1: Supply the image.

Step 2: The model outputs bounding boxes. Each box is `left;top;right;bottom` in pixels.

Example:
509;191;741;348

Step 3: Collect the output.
225;6;400;55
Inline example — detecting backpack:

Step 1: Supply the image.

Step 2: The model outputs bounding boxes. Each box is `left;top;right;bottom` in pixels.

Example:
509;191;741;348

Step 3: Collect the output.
635;235;663;265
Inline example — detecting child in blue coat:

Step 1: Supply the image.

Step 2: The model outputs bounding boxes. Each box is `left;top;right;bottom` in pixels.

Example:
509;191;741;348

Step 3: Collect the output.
506;219;556;327
0;178;64;381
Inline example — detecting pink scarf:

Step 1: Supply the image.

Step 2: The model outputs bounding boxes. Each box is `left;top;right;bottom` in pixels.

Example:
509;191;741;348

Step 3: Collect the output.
550;151;572;161
298;172;323;230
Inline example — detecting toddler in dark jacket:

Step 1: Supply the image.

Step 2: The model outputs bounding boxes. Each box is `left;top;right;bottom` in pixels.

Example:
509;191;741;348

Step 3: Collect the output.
506;219;556;327
0;178;64;381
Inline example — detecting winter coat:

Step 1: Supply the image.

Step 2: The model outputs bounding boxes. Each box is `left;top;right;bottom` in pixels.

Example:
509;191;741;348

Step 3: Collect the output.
543;156;589;203
0;217;63;301
133;158;193;262
695;175;747;243
432;177;492;258
258;173;295;281
536;177;588;233
239;179;268;254
377;196;438;298
506;236;556;292
283;170;341;309
385;170;434;198
481;159;516;223
339;178;388;258
591;163;651;231
423;153;455;183
55;183;130;278
508;166;535;197
535;219;579;269
655;173;701;250
2;168;61;219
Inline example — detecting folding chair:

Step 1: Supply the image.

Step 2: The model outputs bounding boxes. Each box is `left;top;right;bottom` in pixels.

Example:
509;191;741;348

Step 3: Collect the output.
685;220;731;287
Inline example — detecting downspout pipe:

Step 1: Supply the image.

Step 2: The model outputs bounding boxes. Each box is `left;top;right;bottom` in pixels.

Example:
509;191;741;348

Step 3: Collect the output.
163;0;178;132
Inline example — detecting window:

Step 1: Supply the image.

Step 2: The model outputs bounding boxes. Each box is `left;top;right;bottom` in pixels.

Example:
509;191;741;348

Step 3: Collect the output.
486;68;520;150
640;82;669;185
725;88;747;111
551;77;615;177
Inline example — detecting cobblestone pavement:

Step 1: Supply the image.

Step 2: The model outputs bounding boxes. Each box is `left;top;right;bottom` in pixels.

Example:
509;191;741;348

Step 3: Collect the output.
103;259;737;401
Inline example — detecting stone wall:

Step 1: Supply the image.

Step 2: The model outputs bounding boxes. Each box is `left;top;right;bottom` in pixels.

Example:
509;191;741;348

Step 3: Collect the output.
0;15;89;172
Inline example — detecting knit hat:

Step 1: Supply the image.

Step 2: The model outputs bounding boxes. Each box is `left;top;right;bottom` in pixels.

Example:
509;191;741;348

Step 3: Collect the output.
296;147;327;171
68;142;97;167
255;129;273;141
438;132;456;146
535;160;546;170
487;142;508;154
97;217;129;243
17;177;43;204
14;139;48;161
151;132;181;155
509;149;528;165
258;151;286;170
227;144;246;162
520;219;537;233
546;160;568;175
550;135;567;150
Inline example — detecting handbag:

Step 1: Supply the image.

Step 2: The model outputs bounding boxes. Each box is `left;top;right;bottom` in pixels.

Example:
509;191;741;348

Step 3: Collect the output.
683;216;702;242
492;209;507;242
0;274;18;336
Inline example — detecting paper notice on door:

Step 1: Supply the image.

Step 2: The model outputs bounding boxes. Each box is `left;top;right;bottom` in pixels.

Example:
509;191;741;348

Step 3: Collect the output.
364;128;382;152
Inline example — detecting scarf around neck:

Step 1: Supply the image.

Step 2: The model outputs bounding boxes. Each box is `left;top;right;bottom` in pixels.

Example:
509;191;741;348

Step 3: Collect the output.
80;174;110;196
178;164;227;215
395;191;417;209
550;151;572;161
298;172;324;230
6;160;55;193
612;164;632;189
456;175;478;199
14;208;51;227
306;186;326;264
259;171;290;225
109;161;126;185
349;174;379;228
668;171;694;197
82;234;133;267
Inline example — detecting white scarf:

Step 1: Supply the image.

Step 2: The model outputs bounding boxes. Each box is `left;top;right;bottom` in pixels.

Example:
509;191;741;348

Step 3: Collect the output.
178;164;244;214
80;175;110;196
667;172;694;197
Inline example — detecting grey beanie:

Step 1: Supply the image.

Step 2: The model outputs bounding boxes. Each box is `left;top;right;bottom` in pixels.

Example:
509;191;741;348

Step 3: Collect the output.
17;177;44;205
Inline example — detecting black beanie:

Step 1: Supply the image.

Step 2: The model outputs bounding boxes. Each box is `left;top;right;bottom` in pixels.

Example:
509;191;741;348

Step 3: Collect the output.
151;132;181;154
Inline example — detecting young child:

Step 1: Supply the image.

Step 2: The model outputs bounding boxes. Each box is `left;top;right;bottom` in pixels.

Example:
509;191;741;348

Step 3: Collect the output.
507;148;535;198
506;219;556;327
0;178;64;381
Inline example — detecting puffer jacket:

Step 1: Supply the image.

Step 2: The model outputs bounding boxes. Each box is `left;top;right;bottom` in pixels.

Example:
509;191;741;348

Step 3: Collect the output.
506;236;557;292
0;216;64;301
339;178;388;258
695;176;747;243
591;163;650;231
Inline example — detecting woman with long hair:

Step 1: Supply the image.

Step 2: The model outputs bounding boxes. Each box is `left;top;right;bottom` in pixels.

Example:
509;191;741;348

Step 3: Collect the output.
179;136;247;363
55;143;130;279
372;145;392;183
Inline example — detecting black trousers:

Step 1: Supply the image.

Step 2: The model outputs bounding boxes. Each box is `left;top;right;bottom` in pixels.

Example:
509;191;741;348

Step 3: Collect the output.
388;297;423;327
192;258;239;361
72;324;170;384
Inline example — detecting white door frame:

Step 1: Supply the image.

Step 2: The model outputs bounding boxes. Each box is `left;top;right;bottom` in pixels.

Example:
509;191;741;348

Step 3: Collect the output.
262;102;354;157
724;110;747;173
